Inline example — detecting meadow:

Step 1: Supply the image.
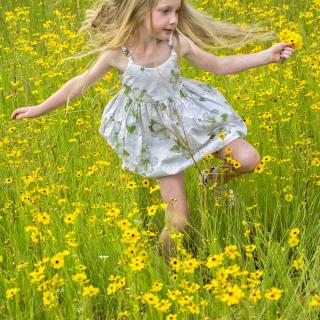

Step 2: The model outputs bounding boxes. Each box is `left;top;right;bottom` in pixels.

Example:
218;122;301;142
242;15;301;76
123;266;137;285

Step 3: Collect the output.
1;0;320;319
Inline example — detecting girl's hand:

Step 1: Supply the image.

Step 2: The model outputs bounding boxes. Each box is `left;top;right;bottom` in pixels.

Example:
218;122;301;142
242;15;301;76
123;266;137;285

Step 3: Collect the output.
265;42;295;64
11;105;45;120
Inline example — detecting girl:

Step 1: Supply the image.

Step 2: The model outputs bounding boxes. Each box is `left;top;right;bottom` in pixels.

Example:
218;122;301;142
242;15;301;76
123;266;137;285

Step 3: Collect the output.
11;0;295;263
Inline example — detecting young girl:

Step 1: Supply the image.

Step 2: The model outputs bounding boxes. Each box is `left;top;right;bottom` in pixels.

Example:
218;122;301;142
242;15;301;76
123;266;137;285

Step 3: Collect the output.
11;0;295;263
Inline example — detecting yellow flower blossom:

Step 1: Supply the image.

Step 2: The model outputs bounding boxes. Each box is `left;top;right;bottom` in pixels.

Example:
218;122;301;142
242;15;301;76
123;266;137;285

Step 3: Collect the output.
284;193;293;202
72;273;88;284
224;244;241;260
288;236;300;247
264;287;283;301
254;163;264;173
248;289;262;303
6;288;20;299
143;292;160;305
289;228;300;237
279;29;303;49
43;290;56;308
82;285;100;297
167;289;182;301
129;257;145;271
309;294;320;309
50;252;65;269
155;299;171;312
293;256;304;270
30;265;46;283
150;281;163;292
182;258;200;273
205;254;224;268
220;284;245;306
147;205;158;216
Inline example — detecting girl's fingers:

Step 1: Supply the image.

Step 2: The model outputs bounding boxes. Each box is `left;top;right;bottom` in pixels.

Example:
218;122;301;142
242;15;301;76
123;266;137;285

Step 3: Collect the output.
11;111;18;119
11;108;25;119
11;112;17;119
281;48;294;54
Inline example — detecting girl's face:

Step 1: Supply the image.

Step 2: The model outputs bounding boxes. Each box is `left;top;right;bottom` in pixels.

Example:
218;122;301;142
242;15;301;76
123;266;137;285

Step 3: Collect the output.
143;0;181;40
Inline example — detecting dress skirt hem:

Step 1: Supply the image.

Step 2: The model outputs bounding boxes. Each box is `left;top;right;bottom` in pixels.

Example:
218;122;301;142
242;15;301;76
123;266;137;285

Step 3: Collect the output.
119;132;244;178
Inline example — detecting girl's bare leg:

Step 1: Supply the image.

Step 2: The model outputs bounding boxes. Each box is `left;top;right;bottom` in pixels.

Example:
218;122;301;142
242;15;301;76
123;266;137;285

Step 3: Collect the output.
155;171;189;265
210;137;261;185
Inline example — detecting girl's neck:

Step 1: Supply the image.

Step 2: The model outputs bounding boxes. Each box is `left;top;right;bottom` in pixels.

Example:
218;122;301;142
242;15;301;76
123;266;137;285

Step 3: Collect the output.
127;30;164;53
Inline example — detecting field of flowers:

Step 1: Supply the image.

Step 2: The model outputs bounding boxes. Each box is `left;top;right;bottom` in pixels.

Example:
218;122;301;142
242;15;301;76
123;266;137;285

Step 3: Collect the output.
1;0;320;319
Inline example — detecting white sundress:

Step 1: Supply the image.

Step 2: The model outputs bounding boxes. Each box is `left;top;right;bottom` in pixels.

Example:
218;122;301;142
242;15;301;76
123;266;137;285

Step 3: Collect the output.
99;33;247;178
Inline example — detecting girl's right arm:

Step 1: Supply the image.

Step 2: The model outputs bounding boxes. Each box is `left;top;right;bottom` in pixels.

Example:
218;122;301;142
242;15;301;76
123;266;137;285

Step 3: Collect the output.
11;50;114;120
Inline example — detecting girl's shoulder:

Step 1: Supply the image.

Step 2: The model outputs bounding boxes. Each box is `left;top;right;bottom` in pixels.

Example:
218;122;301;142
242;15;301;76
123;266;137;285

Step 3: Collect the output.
172;32;193;58
98;47;127;74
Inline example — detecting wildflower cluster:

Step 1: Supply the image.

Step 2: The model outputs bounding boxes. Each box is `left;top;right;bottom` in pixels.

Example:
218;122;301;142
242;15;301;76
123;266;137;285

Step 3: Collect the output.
107;274;126;295
116;215;150;272
28;252;69;309
279;29;303;49
254;155;272;174
72;264;100;297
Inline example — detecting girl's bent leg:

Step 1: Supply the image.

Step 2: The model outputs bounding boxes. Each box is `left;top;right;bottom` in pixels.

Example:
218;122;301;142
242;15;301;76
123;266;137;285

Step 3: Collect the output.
155;171;189;264
211;137;261;184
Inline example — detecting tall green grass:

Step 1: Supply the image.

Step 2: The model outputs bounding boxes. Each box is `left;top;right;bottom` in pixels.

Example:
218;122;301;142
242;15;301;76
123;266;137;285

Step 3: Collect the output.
1;0;320;319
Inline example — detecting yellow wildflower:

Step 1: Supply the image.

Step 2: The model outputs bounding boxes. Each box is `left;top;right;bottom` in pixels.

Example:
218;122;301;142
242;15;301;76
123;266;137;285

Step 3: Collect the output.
155;299;171;312
129;257;145;271
264;287;283;301
279;29;303;49
205;254;224;268
288;236;300;247
150;281;163;292
309;294;320;309
72;273;88;284
284;193;293;202
220;284;245;306
248;289;262;302
6;288;20;299
147;205;158;216
182;258;200;273
50;252;65;269
167;289;182;301
293;256;304;270
289;228;300;237
143;292;160;305
224;244;241;260
82;285;100;297
43;291;56;308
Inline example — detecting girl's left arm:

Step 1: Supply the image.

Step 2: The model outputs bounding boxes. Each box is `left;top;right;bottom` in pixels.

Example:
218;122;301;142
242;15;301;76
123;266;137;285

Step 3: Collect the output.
179;34;295;75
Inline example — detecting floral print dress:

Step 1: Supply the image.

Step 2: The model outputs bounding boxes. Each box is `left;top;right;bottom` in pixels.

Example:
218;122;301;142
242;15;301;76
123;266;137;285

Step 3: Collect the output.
99;33;247;178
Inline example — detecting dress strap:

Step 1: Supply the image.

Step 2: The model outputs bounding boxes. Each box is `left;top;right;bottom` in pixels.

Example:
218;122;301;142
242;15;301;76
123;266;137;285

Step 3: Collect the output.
121;46;132;58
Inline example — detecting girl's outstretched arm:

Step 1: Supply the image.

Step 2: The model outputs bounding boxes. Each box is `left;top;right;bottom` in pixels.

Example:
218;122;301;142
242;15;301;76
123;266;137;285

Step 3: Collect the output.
11;50;115;120
179;34;295;76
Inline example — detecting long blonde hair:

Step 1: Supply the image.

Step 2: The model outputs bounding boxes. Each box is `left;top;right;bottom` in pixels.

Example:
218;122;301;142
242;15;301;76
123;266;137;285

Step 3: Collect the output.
67;0;277;89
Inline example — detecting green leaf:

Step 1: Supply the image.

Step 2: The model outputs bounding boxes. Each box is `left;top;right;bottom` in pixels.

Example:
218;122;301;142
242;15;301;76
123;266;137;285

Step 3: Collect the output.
126;125;136;134
221;113;229;121
170;145;181;153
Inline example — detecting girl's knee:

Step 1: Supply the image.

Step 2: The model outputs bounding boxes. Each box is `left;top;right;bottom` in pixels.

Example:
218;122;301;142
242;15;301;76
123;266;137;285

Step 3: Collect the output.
236;149;260;172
